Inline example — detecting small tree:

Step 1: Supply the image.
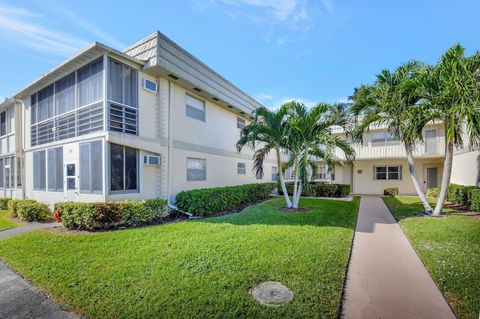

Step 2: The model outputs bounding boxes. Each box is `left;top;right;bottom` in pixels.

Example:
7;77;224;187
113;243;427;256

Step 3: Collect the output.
415;44;480;215
286;102;355;208
236;105;293;207
351;62;435;214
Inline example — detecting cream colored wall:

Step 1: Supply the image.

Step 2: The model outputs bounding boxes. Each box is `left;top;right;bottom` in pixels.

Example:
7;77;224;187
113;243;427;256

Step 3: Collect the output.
451;150;480;187
352;158;444;195
169;148;276;202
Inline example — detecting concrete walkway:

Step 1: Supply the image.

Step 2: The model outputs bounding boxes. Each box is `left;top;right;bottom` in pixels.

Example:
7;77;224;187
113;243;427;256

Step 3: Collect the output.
1;222;81;318
342;196;456;319
0;222;61;240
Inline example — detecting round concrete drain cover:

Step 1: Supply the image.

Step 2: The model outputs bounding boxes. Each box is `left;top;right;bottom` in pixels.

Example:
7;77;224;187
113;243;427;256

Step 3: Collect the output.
250;281;293;306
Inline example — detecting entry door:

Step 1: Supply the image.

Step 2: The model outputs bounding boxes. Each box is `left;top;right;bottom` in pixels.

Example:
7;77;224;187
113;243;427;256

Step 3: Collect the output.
424;129;437;154
426;167;438;190
64;162;78;201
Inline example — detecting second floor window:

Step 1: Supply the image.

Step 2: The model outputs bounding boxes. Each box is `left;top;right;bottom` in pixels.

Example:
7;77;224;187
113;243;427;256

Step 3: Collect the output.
237;162;246;174
108;58;138;107
0;111;6;136
237;117;245;129
186;95;205;121
371;131;399;145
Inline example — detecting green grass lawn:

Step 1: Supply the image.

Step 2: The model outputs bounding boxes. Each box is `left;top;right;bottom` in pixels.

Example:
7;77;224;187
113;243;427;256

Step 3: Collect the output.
384;196;480;319
0;210;20;231
0;197;359;319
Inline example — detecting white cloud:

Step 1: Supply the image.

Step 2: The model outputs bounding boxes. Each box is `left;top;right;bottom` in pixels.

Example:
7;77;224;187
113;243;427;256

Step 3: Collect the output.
0;3;89;56
203;0;332;45
255;93;317;109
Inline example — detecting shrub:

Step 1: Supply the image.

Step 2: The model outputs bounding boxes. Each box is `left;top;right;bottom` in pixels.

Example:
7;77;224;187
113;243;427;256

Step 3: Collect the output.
0;198;11;210
16;201;50;222
8;199;37;217
58;198;169;230
427;187;440;198
176;183;275;217
455;185;477;207
469;188;480;212
316;183;339;197
447;184;460;201
384;187;398;196
337;184;351;197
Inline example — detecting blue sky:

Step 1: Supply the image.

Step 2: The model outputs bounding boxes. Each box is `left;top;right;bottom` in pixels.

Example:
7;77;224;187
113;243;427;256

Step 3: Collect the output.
0;0;479;108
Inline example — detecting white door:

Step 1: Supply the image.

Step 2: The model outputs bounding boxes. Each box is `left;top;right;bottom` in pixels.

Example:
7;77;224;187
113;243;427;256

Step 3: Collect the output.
424;129;437;154
64;162;78;201
425;166;438;190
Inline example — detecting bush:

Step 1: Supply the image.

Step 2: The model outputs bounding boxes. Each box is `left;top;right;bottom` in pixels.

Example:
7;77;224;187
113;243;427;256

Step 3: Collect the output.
0;198;11;210
447;184;460;201
455;185;477;207
176;183;275;217
384;187;398;196
58;198;169;230
8;199;38;217
469;189;480;212
16;201;50;221
278;182;350;198
427;187;440;198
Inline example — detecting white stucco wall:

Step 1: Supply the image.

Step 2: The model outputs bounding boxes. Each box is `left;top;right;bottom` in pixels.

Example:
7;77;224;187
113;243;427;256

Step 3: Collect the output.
451;150;480;187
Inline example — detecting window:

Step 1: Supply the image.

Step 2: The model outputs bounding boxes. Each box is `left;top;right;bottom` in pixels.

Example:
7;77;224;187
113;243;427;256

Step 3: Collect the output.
187;158;206;181
0;111;5;136
47;147;63;192
80;141;103;193
108;58;138;107
372;131;399;144
186;95;205;121
237;162;246;175
374;165;402;180
78;58;103;107
66;164;76;190
271;167;278;181
33;150;46;190
110;144;138;192
55;72;75;115
30;59;104;147
4;157;10;189
237;117;245;129
7;108;14;134
143;78;158;93
16;158;21;187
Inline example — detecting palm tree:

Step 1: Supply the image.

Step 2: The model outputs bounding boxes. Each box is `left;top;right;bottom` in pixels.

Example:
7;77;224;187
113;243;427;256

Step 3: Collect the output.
415;44;480;216
287;102;355;208
351;61;435;214
236;105;293;207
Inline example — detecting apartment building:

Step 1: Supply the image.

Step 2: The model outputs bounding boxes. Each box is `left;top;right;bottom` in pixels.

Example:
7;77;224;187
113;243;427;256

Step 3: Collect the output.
1;31;478;205
286;119;479;195
2;32;278;207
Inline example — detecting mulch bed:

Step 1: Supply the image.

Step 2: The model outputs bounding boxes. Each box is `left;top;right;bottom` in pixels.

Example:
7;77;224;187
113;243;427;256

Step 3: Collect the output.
415;201;480;218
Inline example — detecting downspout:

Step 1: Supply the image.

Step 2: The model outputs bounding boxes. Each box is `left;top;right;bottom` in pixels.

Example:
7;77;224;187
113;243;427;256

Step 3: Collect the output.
165;81;192;217
14;98;26;199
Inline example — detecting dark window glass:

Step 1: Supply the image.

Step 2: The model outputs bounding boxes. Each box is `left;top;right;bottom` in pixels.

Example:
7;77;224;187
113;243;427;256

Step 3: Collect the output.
125;147;137;190
0;112;6;136
110;144;124;191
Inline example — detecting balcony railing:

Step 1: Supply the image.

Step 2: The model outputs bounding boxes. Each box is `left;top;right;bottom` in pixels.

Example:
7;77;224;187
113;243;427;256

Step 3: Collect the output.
335;136;445;160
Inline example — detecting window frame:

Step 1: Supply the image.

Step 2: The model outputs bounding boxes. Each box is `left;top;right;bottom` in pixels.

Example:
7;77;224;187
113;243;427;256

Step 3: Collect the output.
79;140;103;194
374;165;402;180
185;94;206;122
143;78;158;93
109;143;139;193
237;162;246;175
187;157;207;181
33;150;47;191
237;117;246;129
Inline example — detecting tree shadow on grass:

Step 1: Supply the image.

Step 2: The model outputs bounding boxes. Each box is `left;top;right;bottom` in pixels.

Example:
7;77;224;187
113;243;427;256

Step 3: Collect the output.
194;198;358;230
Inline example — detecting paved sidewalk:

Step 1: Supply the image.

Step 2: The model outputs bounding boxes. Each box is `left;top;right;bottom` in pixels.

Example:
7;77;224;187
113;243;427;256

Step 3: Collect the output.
342;196;456;319
0;222;61;240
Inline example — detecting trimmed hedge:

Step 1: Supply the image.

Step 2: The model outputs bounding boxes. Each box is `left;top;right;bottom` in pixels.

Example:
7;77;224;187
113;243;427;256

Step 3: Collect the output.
278;182;351;198
176;183;275;217
16;201;51;222
8;199;39;217
470;188;480;212
447;184;461;202
57;198;169;230
384;187;399;197
426;187;440;198
0;198;10;210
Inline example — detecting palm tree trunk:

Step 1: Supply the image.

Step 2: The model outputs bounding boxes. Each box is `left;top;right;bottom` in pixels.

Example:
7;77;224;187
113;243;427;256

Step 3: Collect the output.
433;141;454;216
292;158;299;207
292;182;302;208
404;141;433;214
276;148;292;208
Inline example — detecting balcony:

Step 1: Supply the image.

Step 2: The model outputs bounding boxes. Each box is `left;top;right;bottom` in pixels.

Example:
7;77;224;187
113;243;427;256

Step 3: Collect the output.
335;136;445;160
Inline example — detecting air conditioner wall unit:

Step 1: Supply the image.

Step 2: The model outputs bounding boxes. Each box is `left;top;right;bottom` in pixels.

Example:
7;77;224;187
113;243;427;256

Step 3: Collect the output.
144;155;160;166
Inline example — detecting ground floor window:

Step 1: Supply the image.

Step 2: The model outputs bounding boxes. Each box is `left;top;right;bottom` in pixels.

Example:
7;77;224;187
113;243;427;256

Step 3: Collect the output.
0;156;16;189
271;166;278;181
110;143;138;192
374;165;402;180
33;150;46;190
187;158;206;181
80;141;103;193
47;147;63;192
